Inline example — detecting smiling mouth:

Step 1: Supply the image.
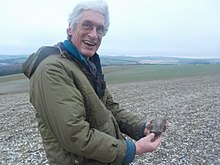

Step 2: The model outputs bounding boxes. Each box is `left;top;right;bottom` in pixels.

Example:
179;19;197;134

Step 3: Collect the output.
83;40;96;47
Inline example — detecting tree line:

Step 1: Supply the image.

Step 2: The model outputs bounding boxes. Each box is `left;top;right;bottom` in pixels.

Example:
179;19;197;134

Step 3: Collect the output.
0;64;23;76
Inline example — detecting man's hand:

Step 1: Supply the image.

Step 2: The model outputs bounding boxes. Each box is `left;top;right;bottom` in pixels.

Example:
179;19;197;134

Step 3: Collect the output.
135;133;162;155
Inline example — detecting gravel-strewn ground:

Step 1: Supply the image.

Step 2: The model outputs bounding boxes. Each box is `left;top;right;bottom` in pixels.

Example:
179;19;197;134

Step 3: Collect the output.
1;74;220;165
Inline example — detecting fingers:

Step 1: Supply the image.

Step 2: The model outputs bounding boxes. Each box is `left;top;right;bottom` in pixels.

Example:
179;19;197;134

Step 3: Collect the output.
144;127;151;136
146;121;153;130
147;133;162;151
147;133;155;140
144;121;153;135
148;133;162;147
152;135;162;147
135;133;162;155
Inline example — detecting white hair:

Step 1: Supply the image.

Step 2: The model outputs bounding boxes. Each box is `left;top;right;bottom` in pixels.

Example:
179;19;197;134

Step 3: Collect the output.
68;0;110;36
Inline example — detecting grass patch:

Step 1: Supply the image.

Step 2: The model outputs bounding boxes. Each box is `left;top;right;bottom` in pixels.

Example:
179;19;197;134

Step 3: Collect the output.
0;74;29;94
0;73;27;83
103;64;220;84
0;64;219;90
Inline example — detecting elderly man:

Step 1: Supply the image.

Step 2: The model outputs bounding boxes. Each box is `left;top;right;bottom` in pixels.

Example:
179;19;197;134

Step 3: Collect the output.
22;0;165;164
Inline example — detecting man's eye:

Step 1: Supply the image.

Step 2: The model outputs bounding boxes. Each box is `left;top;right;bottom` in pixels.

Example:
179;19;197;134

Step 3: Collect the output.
97;27;104;32
82;23;92;29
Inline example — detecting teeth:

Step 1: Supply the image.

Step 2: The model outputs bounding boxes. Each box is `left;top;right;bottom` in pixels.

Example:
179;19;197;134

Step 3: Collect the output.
83;40;96;46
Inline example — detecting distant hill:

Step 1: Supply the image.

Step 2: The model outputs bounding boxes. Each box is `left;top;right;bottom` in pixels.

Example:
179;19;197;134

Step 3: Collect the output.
0;55;28;65
0;55;28;76
1;55;220;66
100;56;220;65
0;54;220;76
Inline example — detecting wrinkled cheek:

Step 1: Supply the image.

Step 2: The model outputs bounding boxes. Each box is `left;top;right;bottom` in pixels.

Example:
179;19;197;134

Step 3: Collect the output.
72;35;82;49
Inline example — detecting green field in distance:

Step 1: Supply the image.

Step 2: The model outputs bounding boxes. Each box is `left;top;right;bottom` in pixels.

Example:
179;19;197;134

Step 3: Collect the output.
0;64;220;93
103;64;220;84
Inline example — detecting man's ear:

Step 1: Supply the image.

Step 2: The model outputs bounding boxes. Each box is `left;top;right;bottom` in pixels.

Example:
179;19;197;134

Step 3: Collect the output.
66;27;72;36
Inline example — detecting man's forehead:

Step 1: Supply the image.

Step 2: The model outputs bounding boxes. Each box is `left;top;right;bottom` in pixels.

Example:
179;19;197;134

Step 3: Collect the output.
79;10;105;25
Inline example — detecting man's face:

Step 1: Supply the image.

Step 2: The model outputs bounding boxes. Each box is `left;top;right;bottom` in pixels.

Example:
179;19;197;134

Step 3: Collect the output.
67;10;105;58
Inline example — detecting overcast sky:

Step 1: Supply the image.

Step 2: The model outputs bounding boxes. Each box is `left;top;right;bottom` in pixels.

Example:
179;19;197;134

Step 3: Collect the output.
0;0;220;58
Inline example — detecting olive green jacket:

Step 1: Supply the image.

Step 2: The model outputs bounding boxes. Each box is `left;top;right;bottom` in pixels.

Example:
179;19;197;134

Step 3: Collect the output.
23;47;145;165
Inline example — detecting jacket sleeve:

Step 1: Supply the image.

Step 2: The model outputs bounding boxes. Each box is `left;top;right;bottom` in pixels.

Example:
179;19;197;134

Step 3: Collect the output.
30;62;126;164
105;89;146;141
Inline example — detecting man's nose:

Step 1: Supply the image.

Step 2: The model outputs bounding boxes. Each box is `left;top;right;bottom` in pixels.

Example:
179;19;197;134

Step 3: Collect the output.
88;27;99;38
